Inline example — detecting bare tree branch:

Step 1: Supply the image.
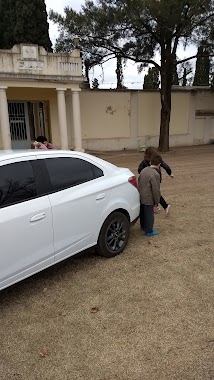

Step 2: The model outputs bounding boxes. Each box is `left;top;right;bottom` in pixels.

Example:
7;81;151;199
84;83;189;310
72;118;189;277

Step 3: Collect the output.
91;37;161;69
176;52;214;65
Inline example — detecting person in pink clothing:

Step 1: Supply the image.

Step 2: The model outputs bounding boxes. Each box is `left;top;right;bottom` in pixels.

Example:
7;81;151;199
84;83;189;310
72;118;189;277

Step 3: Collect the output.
33;136;54;150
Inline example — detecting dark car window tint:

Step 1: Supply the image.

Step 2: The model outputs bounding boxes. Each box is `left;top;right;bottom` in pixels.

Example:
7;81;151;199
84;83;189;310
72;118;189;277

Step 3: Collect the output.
45;157;103;192
0;161;37;208
92;165;104;179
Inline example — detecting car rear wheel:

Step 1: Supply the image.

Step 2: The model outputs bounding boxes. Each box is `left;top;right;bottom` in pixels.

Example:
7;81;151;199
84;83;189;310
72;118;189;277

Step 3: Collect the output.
97;212;130;258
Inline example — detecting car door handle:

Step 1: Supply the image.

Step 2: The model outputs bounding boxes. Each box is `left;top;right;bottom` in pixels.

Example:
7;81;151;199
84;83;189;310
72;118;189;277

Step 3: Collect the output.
96;193;106;201
30;213;46;223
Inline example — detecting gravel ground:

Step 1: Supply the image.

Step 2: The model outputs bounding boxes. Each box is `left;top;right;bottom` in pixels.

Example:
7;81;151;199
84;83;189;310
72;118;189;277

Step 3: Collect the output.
0;145;214;380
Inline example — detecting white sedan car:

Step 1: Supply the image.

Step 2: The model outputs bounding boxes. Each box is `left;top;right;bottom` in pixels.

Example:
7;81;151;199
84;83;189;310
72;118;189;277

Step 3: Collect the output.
0;150;140;291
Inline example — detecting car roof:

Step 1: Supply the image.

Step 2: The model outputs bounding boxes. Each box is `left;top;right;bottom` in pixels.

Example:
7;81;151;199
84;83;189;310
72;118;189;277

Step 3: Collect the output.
0;149;86;159
0;149;101;160
0;149;118;171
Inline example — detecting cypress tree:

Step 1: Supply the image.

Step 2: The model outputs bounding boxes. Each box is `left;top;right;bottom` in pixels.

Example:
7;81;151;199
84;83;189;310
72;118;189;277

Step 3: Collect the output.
193;46;210;86
182;68;187;87
143;67;160;89
0;0;52;51
92;78;99;89
0;0;16;49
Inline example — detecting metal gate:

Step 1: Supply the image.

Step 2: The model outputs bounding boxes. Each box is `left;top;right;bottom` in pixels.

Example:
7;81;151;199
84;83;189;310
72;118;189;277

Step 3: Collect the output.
8;102;31;149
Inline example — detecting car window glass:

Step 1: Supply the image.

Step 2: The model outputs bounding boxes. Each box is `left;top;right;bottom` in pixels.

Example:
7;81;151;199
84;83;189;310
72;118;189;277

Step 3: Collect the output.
45;157;103;192
92;165;104;179
0;161;37;208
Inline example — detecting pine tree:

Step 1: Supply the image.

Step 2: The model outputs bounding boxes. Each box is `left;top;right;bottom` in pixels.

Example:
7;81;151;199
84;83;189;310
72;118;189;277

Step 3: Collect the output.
115;54;124;89
0;0;52;51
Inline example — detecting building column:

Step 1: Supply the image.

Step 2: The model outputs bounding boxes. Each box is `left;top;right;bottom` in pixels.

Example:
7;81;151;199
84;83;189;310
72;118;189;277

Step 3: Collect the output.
0;87;11;149
65;91;74;150
72;89;84;152
56;88;69;150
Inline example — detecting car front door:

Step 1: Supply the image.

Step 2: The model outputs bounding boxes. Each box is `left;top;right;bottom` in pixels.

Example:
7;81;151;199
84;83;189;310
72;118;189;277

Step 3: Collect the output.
0;157;54;290
37;154;111;263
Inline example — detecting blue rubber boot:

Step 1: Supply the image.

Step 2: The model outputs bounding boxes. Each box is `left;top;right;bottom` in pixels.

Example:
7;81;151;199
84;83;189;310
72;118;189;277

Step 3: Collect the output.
145;230;159;237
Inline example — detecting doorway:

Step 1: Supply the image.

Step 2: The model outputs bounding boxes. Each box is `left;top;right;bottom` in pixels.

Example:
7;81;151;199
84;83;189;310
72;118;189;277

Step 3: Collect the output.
8;101;50;149
8;102;31;149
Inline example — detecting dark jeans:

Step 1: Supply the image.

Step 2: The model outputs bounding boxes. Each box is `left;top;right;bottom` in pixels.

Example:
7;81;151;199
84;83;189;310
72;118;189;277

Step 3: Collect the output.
160;195;168;210
140;204;154;234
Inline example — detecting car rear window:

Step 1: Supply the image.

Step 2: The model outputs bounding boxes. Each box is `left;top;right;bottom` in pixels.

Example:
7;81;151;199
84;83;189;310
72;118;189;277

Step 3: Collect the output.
45;157;103;192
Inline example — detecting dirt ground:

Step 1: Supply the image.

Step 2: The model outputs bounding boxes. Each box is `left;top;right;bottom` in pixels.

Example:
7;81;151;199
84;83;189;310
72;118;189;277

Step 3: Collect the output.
0;145;214;380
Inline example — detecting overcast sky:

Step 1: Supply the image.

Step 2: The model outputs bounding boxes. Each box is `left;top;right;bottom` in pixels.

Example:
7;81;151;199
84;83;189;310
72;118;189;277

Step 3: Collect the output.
45;0;196;89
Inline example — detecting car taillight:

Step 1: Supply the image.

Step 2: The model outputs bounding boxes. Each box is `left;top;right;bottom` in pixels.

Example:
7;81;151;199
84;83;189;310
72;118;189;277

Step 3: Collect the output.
128;176;138;189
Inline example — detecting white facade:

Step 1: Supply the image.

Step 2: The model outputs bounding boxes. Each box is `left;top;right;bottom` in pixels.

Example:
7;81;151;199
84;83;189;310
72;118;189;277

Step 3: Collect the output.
0;44;85;151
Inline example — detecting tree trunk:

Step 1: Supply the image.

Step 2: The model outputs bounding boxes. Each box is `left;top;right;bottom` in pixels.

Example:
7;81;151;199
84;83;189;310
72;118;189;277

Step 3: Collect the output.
84;61;90;85
158;48;173;152
116;55;123;89
159;78;171;152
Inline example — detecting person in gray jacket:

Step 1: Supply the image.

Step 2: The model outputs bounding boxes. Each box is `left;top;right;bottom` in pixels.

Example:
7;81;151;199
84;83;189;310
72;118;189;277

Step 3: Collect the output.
138;146;173;216
138;154;162;237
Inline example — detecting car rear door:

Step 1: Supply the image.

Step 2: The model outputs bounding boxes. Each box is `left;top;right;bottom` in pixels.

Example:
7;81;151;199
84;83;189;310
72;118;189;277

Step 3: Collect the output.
0;156;54;290
37;153;112;263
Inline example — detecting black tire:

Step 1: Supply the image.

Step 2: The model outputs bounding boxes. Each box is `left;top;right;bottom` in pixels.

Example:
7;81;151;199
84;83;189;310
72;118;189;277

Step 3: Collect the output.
97;212;130;258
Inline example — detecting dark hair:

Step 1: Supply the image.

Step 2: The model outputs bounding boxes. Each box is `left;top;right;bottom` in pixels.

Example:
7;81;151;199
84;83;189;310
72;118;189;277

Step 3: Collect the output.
150;154;162;166
144;146;157;161
36;135;48;143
